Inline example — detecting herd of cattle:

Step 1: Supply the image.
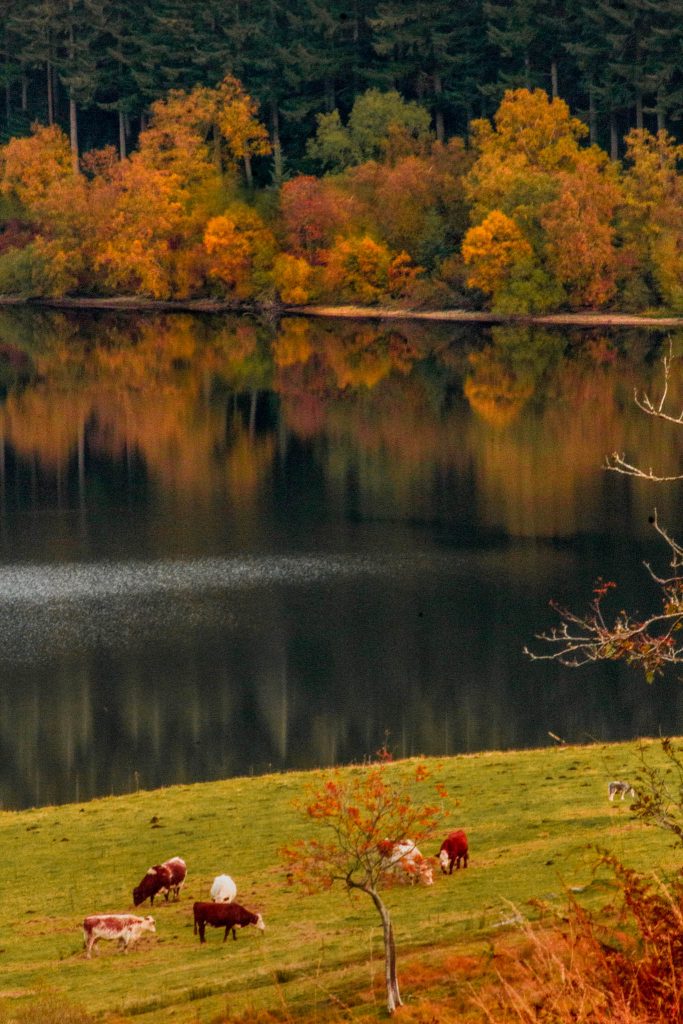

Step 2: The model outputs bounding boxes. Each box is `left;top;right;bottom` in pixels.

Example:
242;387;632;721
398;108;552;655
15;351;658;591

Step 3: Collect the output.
81;830;469;958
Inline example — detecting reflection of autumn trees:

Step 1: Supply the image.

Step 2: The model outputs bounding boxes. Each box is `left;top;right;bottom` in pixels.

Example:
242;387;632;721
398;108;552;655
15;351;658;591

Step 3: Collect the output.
0;312;677;540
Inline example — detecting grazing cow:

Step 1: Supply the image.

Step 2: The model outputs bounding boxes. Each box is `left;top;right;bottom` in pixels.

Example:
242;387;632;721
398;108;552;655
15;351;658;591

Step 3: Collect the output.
608;780;636;801
378;839;433;885
83;914;155;958
438;830;469;873
193;901;265;943
133;856;187;906
210;874;237;903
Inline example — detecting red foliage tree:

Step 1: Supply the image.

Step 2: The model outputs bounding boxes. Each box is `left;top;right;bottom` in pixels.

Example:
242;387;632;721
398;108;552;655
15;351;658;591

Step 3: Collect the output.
282;758;445;1014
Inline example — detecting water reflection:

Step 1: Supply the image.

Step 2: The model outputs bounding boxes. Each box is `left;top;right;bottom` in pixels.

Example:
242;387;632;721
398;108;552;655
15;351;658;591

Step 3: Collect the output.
0;310;681;807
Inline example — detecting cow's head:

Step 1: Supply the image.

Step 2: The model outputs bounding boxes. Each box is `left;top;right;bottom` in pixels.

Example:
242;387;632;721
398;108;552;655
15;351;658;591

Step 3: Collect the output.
439;849;450;874
254;913;266;933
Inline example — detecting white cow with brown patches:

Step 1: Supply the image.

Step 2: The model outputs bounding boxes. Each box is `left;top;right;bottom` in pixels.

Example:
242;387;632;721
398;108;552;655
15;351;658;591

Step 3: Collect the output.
83;913;155;958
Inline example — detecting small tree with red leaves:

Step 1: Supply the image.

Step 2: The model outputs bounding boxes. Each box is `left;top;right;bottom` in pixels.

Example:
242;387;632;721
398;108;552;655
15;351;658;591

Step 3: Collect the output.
281;758;445;1014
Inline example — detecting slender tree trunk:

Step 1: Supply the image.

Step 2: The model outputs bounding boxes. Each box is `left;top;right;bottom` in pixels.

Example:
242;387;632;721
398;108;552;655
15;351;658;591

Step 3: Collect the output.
550;60;558;99
635;90;643;130
433;71;444;143
324;77;335;112
68;4;79;172
609;109;618;161
52;62;59;121
271;100;283;182
21;73;27;112
69;94;79;173
588;84;597;145
47;59;54;125
4;27;11;127
369;889;403;1014
118;108;127;160
656;86;666;133
523;52;531;90
243;153;253;189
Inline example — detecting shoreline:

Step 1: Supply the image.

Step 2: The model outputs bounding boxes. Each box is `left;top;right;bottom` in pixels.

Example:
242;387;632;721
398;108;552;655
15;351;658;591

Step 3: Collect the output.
0;294;682;327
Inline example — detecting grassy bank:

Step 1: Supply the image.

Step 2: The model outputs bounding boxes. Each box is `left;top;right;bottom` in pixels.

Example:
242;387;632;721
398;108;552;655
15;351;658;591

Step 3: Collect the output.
0;740;677;1023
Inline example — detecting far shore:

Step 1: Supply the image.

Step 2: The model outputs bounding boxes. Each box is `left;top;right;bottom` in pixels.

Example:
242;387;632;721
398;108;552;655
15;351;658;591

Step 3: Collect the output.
1;293;682;327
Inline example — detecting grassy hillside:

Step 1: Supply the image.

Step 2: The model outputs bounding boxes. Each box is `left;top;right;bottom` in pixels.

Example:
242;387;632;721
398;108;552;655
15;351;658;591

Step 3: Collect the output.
0;739;677;1023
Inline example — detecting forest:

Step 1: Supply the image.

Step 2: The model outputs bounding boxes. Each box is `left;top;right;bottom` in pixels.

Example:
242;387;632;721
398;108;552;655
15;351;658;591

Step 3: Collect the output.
0;0;681;313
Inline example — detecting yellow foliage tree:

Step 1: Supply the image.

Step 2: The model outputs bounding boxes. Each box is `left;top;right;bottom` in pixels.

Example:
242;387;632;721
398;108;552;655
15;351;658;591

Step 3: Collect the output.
215;75;271;189
272;253;316;305
1;124;74;216
203;203;276;300
620;129;683;311
462;210;532;295
323;235;394;304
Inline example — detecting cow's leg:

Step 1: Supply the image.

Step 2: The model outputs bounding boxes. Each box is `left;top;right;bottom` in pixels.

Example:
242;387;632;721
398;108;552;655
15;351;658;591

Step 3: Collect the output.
85;936;96;959
199;923;206;943
232;927;238;940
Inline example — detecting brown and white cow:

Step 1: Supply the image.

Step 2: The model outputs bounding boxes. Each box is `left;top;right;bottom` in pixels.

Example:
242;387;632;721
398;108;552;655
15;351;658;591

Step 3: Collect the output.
193;901;265;943
83;913;156;958
133;856;186;906
378;839;434;885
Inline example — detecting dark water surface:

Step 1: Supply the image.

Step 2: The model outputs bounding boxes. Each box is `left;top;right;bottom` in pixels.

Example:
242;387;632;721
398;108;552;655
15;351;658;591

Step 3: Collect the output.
0;309;681;808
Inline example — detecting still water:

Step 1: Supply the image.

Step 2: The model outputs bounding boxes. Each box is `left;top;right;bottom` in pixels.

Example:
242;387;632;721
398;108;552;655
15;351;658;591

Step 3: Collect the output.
0;309;681;808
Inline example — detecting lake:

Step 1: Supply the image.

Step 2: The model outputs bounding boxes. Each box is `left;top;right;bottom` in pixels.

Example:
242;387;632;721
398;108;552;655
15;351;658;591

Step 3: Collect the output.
0;309;681;809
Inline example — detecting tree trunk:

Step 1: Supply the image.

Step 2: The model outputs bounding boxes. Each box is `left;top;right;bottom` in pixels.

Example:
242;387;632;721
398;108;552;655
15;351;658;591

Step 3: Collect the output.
68;4;79;172
550;60;558;99
69;94;79;173
324;77;335;113
635;90;643;130
369;889;403;1014
523;52;531;90
588;84;597;146
433;71;444;143
21;73;27;112
656;86;666;133
271;100;283;183
243;152;253;189
47;60;54;125
118;108;127;160
609;110;618;161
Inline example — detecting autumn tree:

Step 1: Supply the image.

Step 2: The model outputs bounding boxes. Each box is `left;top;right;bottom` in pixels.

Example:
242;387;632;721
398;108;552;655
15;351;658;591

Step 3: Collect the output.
619;128;683;312
307;88;432;171
282;758;444;1014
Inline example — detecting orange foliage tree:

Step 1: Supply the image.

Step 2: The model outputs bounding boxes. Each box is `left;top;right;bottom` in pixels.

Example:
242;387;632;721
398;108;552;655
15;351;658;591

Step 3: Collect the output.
542;151;622;308
281;758;445;1014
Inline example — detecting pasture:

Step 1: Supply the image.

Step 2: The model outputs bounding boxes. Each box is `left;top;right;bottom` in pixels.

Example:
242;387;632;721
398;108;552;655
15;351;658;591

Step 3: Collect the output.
0;739;677;1023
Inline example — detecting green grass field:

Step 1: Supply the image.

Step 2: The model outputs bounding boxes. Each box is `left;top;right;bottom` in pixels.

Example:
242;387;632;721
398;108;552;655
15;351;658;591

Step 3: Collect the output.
0;739;677;1023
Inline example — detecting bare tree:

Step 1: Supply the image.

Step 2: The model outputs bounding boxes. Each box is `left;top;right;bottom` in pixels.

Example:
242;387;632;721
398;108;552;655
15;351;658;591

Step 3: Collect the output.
525;343;683;682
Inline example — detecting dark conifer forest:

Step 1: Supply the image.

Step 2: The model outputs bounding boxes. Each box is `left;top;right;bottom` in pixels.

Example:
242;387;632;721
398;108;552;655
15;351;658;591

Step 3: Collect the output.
2;0;681;170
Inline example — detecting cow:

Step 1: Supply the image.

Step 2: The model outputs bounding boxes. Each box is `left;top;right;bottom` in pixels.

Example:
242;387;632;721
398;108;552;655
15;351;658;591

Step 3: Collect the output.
438;829;469;873
133;856;187;906
210;874;237;903
193;901;265;944
378;839;433;885
83;914;155;958
608;780;636;801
